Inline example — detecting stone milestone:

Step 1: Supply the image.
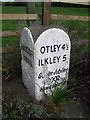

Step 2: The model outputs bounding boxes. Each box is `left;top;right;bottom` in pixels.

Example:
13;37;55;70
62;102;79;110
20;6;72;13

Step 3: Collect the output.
20;27;71;101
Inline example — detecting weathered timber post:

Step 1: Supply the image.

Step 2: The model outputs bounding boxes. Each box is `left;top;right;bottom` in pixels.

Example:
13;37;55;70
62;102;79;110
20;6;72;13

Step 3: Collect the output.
42;2;51;26
27;2;35;26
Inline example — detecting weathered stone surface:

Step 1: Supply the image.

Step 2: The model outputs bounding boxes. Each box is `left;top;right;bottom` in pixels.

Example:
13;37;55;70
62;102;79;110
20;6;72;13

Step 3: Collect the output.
34;28;71;100
20;27;71;101
20;27;35;99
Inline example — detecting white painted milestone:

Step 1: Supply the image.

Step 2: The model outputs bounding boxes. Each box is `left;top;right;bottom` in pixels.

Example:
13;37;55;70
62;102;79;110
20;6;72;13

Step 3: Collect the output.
34;28;71;101
20;27;71;101
20;27;35;99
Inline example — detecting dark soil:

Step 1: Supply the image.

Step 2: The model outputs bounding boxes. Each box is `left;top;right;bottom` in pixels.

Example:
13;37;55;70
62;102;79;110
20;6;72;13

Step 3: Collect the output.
2;77;30;100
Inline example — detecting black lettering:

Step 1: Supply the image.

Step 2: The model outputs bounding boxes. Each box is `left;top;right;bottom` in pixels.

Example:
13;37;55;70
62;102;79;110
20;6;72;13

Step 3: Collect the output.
38;59;40;66
46;46;50;53
44;58;49;65
57;44;61;51
38;73;44;79
57;56;61;62
57;75;61;80
40;46;45;54
63;54;67;61
50;77;54;81
53;45;57;52
66;44;69;50
48;71;53;76
51;45;53;52
54;76;57;81
54;69;58;75
21;44;33;55
62;44;65;50
23;55;33;67
53;56;56;63
58;69;61;74
40;87;45;92
41;59;44;66
50;57;53;64
45;85;52;90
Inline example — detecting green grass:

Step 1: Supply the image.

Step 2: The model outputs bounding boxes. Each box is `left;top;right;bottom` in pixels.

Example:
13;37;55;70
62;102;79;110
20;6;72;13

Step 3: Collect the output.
1;5;89;47
1;6;27;47
2;20;18;31
36;6;89;16
1;6;89;16
2;6;26;14
51;7;89;16
2;36;19;47
2;20;27;31
50;20;89;29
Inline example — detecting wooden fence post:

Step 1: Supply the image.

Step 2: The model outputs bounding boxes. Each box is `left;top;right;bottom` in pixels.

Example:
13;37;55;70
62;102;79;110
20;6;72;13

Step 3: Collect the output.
42;2;51;26
26;2;35;26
